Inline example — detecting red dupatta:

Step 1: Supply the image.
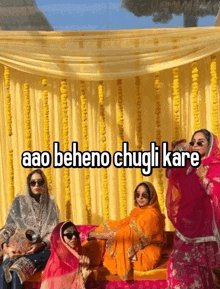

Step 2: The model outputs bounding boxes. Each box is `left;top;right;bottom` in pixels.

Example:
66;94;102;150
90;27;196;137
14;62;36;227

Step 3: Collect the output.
202;134;220;245
166;133;220;245
41;221;85;289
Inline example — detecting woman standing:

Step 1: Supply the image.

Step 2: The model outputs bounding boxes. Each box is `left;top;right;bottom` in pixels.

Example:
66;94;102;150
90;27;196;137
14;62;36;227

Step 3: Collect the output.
0;169;59;289
84;182;165;280
166;129;220;288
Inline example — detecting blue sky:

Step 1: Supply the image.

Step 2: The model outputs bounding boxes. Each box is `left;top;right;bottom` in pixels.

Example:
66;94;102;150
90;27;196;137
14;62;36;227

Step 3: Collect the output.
36;0;217;30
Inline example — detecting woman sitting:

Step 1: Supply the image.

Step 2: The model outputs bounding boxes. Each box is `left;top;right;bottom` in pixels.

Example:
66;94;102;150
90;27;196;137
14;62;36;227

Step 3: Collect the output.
41;221;91;289
0;169;59;289
83;182;165;280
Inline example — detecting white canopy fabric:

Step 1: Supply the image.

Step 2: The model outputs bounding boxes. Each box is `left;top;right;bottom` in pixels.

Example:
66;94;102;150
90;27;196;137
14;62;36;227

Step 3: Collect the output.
0;28;219;79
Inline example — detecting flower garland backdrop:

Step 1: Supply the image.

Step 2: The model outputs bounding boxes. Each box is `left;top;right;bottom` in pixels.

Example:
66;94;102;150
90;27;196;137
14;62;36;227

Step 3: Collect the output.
135;76;143;184
42;78;52;191
4;66;14;205
0;30;219;227
80;80;92;224
23;82;32;175
98;81;110;220
191;62;200;132
154;72;165;214
60;79;71;220
172;67;180;141
210;56;219;137
117;79;127;219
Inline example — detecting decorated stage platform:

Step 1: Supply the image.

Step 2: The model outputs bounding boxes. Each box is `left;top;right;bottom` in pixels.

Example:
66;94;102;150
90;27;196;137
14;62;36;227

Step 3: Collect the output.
24;263;168;289
24;226;173;289
25;279;167;289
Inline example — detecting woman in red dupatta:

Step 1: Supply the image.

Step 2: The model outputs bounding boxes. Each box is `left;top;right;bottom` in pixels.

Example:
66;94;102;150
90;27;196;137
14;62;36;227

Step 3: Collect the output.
83;182;165;280
166;129;220;289
41;221;91;289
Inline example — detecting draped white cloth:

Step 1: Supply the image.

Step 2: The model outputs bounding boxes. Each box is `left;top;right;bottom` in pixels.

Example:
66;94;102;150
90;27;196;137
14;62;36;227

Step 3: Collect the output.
0;28;220;79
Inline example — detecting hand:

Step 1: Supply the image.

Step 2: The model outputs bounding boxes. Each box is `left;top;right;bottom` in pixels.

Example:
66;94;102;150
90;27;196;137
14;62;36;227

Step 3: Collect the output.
172;139;187;151
130;254;137;262
25;242;45;255
3;243;18;258
196;165;208;179
88;231;96;240
79;255;90;269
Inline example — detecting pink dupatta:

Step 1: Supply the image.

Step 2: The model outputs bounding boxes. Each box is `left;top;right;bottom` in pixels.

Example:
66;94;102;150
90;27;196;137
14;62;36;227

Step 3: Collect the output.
41;221;85;289
166;133;220;246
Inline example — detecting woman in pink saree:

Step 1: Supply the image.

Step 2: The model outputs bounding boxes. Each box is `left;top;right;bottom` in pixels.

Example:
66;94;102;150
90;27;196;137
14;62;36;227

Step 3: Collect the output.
41;221;91;289
166;129;220;289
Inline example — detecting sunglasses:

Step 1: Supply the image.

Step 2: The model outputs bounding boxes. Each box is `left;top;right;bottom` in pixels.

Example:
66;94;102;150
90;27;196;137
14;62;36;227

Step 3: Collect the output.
189;140;206;147
30;179;45;187
135;193;149;199
63;232;80;240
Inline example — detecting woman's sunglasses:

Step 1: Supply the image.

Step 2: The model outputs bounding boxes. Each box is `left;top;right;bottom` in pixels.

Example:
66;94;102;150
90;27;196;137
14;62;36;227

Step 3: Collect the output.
63;231;80;240
135;193;149;199
189;141;205;147
30;179;45;187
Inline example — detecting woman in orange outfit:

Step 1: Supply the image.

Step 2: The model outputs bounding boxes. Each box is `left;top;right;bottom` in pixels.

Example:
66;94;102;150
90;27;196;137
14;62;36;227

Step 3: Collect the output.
83;182;165;280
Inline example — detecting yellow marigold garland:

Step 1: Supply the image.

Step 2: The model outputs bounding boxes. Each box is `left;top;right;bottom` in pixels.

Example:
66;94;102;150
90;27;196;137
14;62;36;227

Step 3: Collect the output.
24;83;31;150
154;72;165;214
23;83;32;175
8;149;14;204
210;56;219;137
191;62;200;131
42;78;52;191
172;67;180;140
98;81;109;220
4;66;12;136
80;80;92;224
117;79;127;219
135;76;143;184
60;79;71;220
4;66;14;203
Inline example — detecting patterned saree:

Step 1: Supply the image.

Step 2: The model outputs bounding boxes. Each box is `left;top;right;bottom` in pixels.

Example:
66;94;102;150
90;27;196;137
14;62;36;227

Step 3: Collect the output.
82;182;165;280
0;177;59;285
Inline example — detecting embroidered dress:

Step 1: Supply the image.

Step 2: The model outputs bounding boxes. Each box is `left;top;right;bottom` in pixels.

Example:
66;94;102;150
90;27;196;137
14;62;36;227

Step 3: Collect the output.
167;236;219;289
0;172;59;288
166;132;220;289
82;182;165;280
41;222;89;289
